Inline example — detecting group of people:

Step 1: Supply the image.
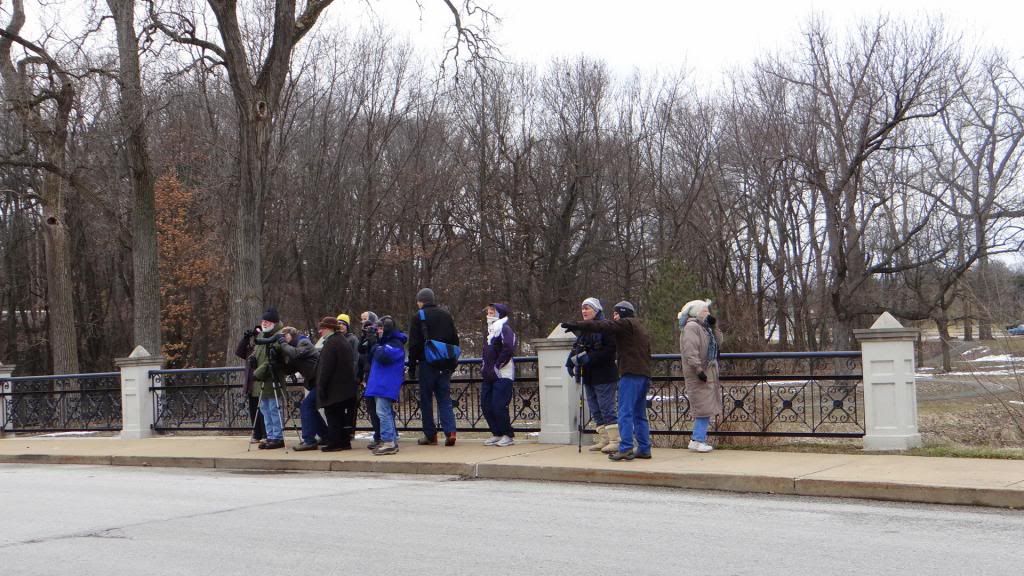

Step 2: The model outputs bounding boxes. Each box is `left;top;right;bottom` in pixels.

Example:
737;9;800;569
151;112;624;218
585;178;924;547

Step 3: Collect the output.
234;288;518;456
235;287;724;462
561;297;723;461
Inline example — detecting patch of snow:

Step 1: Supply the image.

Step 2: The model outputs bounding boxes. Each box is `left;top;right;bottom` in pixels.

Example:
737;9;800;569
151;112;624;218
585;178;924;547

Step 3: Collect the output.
960;346;990;357
34;431;99;437
1010;401;1024;406
969;355;1024;363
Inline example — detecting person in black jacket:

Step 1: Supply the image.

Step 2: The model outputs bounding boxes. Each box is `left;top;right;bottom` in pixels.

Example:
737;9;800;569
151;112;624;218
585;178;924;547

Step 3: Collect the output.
407;288;460;446
234;325;265;443
279;327;323;451
566;297;619;453
315;316;358;451
358;311;382;449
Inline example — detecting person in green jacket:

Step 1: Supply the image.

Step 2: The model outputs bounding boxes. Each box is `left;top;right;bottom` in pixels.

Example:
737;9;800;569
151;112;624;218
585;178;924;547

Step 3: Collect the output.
253;307;287;449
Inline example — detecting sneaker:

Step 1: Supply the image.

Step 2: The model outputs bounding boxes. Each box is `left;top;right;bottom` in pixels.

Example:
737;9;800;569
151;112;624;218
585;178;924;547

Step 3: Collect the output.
417;435;438;446
496;435;515;447
444;432;457;447
373;442;399;456
483;436;502;446
687;440;700;451
366;441;381;451
695;442;714;453
634;451;652;459
608;449;634;462
292;442;319;451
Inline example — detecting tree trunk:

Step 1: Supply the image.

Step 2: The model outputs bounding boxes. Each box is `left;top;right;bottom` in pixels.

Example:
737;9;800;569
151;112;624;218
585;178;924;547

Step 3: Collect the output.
977;254;993;340
41;172;79;374
935;314;952;373
108;0;160;357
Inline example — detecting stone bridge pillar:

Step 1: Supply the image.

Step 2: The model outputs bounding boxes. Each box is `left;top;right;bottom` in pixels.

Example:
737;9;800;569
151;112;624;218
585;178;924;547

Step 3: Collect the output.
532;326;579;444
116;346;164;440
854;312;922;451
0;363;14;437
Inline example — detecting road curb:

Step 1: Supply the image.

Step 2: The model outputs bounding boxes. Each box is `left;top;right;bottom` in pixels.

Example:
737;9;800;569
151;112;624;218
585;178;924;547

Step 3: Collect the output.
794;478;1024;509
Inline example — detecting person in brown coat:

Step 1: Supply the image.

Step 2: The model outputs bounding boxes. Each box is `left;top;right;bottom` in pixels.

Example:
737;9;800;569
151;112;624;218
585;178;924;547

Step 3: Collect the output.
678;299;723;453
315;316;358;452
562;301;653;462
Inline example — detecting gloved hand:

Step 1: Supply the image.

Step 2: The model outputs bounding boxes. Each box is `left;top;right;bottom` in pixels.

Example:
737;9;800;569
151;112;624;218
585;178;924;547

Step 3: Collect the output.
698;371;708;382
707;315;717;328
565;364;576;378
570;352;590;366
276;334;287;344
561;322;580;332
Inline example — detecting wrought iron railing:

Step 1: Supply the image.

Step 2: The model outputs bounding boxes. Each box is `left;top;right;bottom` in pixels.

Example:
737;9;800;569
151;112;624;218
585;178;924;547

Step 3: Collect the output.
150;357;540;433
0;372;122;432
604;351;863;438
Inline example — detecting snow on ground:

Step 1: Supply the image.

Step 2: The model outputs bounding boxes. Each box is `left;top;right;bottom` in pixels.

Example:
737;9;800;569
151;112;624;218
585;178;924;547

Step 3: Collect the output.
969;354;1024;363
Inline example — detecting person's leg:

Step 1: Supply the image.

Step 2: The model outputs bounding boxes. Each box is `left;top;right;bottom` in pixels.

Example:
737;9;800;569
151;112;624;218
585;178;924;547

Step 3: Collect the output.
418;365;438;440
259;397;283;441
365;394;381;444
493;378;514;438
595;382;618;427
616;375;637;453
299;390;324;445
480;380;499;436
634;377;652;455
376;397;396;443
434;368;457;438
692;417;710;442
249;395;265;441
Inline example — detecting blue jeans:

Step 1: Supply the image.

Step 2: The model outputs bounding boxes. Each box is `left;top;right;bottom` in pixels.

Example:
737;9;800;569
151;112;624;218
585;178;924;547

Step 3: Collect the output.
585;381;617;426
299;389;327;445
259;397;283;441
375;396;397;443
418;363;456;438
617;374;651;454
481;378;514;437
692;416;710;442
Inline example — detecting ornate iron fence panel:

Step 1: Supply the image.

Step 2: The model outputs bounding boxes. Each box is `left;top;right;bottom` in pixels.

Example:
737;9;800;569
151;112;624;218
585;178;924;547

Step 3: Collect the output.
150;357;540;433
586;352;864;438
0;373;122;432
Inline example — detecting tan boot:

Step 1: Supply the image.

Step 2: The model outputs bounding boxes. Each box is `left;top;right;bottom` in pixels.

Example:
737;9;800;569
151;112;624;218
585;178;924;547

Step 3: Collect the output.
589;425;608;452
601;424;620;453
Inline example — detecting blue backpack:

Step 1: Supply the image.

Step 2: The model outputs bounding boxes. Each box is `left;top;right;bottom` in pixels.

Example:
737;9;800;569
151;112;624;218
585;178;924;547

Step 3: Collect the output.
418;309;461;372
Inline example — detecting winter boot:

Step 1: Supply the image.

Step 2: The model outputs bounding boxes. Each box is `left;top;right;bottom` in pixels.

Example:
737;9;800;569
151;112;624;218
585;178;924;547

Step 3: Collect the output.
588;425;608;452
601;424;620;454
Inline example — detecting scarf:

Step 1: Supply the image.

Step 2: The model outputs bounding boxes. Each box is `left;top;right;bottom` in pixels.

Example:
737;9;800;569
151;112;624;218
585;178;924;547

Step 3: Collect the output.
487;315;508;344
705;321;719;362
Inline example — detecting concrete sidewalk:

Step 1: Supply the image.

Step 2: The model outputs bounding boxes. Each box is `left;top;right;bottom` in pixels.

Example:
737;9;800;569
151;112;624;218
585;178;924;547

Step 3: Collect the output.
2;436;1023;509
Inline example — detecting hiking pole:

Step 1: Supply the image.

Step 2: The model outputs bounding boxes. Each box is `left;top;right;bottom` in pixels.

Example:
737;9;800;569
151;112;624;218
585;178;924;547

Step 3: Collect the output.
577;365;585;454
247;398;261;453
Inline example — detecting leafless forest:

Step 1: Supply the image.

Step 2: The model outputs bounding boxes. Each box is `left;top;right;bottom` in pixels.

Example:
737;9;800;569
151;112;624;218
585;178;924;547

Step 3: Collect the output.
1;1;1023;375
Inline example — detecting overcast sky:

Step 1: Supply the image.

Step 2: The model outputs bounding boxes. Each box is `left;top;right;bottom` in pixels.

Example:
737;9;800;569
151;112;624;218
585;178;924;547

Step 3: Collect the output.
331;0;1024;86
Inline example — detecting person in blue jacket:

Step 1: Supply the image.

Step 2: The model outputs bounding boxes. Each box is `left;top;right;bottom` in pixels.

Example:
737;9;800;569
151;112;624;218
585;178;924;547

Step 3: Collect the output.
365;315;407;456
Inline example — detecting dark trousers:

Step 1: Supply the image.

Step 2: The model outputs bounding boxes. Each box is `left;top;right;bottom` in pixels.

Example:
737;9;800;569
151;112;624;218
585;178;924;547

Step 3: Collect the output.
365;394;381;443
299;389;327;445
481;378;514;437
323;398;356;448
419;363;456;438
248;395;266;440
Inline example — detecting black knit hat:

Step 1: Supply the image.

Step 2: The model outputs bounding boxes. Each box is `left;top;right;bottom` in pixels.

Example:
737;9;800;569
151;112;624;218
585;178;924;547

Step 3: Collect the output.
613;301;636;318
416;288;435;305
261;307;280;323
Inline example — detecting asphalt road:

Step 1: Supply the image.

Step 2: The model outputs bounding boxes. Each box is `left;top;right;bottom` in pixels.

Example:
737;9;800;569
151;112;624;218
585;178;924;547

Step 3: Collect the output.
1;464;1022;575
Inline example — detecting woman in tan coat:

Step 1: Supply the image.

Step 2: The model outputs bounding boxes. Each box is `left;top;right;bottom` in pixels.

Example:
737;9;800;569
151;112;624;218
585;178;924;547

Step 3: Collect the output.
678;300;722;453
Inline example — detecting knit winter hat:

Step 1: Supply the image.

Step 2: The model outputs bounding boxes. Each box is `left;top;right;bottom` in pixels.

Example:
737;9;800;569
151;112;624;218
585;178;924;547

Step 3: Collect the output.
379;315;397;333
336;313;351;328
582;297;603;313
613;301;636;318
261;307;280;323
678;299;711;320
416;288;436;305
363;311;379;325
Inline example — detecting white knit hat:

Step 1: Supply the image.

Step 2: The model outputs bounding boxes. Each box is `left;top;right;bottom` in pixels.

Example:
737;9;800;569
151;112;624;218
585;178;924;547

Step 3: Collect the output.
581;297;603;313
678;299;711;320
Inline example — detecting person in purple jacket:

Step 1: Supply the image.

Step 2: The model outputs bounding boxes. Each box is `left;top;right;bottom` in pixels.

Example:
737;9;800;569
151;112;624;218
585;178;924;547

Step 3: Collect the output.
365;316;407;456
481;303;517;447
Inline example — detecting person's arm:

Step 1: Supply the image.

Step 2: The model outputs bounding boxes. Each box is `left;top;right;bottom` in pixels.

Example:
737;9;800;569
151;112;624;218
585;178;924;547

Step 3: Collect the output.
407;313;423;362
374;340;406;366
496;324;515;368
681;323;703;372
316;339;338;385
565;318;629;335
448;313;460;347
